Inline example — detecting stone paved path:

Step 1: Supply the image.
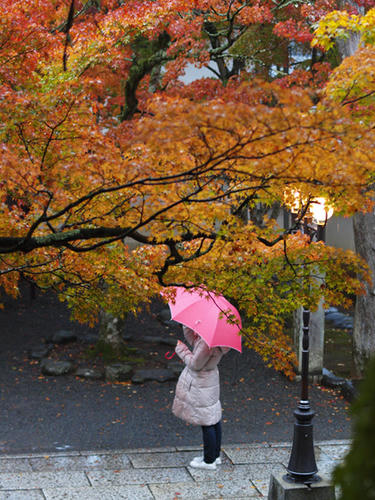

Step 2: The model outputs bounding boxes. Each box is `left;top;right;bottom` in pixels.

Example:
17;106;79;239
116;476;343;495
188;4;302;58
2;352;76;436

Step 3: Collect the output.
0;440;350;499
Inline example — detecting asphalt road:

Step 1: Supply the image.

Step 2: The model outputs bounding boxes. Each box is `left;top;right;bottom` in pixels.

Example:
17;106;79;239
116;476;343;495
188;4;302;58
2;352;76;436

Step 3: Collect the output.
0;286;352;455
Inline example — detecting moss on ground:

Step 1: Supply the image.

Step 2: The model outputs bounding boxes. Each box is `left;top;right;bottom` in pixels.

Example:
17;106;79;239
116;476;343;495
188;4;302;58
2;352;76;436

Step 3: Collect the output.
84;341;145;364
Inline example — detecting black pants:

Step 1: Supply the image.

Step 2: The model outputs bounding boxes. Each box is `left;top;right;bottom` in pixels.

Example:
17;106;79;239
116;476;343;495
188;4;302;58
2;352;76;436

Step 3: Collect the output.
201;420;222;464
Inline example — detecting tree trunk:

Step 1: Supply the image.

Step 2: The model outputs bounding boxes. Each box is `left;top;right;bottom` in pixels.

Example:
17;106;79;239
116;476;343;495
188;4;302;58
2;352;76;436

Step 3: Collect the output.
335;23;375;376
336;34;361;60
98;310;126;351
352;209;375;376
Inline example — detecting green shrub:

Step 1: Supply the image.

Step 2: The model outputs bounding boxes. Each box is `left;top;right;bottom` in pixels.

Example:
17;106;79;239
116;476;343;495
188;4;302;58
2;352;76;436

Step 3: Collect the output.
333;355;375;499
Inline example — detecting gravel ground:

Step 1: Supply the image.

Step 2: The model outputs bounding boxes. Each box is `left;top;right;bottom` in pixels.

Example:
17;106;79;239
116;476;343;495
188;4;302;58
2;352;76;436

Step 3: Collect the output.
0;285;352;455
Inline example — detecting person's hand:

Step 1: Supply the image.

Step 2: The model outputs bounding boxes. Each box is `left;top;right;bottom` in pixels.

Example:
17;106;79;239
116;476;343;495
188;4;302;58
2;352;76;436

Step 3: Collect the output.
175;340;184;350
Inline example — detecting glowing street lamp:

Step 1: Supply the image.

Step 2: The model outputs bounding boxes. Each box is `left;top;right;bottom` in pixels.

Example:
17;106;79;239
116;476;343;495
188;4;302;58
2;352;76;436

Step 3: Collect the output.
285;193;333;484
310;198;334;226
287;190;334;227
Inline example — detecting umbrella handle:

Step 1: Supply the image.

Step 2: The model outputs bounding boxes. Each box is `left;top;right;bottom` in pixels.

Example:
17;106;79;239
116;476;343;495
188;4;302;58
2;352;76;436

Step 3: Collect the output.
165;351;176;360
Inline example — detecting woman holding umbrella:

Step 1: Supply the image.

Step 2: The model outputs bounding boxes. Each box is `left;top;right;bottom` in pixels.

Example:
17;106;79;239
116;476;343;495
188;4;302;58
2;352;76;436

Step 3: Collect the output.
167;288;242;470
173;325;229;469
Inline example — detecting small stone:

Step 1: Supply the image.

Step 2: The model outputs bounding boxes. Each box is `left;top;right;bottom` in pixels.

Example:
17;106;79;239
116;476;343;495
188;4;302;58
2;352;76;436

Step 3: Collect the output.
132;368;176;384
335;318;353;329
29;345;52;360
324;307;338;315
160;337;178;347
76;367;104;380
40;359;75;376
142;335;176;347
105;363;133;382
50;330;77;344
321;368;346;388
341;380;358;403
81;333;99;344
325;309;353;330
325;312;345;322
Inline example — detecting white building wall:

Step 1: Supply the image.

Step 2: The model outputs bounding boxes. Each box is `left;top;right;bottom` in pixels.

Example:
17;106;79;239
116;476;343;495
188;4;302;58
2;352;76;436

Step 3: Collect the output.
326;216;355;251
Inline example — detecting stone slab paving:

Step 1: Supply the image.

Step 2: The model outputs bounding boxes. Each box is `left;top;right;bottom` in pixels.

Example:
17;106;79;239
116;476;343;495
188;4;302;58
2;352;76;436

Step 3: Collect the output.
149;480;262;499
251;478;270;497
0;471;90;490
0;440;350;499
87;466;192;486
1;491;45;500
315;459;341;478
223;445;291;465
187;462;288;487
43;485;154;500
128;450;200;468
29;452;131;472
316;444;351;461
0;457;33;473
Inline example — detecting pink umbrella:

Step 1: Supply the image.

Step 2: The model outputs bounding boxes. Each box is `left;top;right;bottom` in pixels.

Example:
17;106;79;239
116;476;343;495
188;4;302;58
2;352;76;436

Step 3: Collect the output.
167;287;242;353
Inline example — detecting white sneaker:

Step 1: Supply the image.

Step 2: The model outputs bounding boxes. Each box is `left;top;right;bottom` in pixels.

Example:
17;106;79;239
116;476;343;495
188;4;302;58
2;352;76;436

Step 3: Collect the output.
189;456;221;467
189;458;217;470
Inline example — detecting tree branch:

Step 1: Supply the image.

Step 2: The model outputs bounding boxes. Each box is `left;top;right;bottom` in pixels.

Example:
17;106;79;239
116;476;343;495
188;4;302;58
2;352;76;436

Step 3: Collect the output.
63;0;76;72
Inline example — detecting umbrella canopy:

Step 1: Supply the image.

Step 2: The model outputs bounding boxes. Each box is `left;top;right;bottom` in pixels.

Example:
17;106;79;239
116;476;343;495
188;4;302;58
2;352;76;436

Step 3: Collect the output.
167;287;242;353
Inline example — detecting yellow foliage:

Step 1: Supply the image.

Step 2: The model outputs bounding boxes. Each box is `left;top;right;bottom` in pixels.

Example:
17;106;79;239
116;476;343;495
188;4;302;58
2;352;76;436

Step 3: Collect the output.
313;9;375;114
313;8;375;49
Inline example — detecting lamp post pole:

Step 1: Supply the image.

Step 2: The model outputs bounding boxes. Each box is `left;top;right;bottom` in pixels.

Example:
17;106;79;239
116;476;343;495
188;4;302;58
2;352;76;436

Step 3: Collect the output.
285;217;322;484
285;305;320;483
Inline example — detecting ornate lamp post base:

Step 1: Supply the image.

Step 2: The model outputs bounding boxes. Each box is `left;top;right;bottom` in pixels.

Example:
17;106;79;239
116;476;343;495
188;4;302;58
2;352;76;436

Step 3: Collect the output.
285;402;319;483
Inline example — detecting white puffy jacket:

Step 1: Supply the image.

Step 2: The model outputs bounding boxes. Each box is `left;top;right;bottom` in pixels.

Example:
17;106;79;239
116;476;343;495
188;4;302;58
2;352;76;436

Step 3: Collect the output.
172;326;228;426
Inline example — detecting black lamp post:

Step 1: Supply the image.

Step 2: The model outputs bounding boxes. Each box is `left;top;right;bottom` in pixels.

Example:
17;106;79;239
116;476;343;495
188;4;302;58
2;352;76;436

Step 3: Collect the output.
285;197;333;484
285;304;319;483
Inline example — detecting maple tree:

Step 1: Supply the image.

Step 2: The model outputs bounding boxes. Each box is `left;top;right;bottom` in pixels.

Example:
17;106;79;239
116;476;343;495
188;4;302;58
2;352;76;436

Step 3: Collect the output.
1;0;375;376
